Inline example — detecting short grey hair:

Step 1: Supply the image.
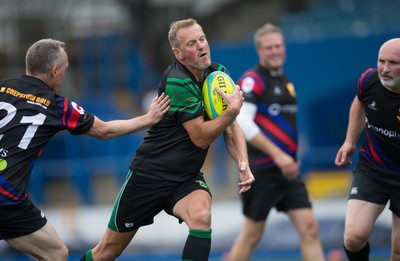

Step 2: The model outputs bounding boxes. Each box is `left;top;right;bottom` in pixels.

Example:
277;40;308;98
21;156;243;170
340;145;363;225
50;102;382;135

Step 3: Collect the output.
254;23;283;50
168;18;198;48
25;39;66;75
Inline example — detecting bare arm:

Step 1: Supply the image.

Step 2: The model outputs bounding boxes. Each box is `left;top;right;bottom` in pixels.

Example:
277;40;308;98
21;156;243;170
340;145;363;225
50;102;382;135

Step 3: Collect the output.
223;121;255;193
335;96;366;166
85;93;170;140
182;85;243;149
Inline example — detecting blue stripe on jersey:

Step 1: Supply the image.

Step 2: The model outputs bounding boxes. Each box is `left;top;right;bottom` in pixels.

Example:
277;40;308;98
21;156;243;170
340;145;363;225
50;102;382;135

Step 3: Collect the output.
257;104;297;156
361;130;400;172
358;68;375;95
0;176;23;197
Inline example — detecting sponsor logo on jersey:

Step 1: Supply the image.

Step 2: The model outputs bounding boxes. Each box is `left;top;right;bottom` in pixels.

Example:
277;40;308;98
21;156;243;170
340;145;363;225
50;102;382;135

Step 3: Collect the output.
268;103;298;116
71;102;85;114
286;82;296;97
273;86;282;96
368;101;377;111
1;87;51;108
241;77;254;93
125;222;134;228
397;108;400;122
350;187;358;195
366;121;400;139
196;180;208;189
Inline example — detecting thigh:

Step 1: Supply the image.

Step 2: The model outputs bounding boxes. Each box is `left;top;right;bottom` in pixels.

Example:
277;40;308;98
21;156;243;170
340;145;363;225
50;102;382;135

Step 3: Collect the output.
288;208;317;235
166;172;212;218
6;222;67;260
392;213;400;253
388;185;400;217
173;189;211;229
344;199;385;238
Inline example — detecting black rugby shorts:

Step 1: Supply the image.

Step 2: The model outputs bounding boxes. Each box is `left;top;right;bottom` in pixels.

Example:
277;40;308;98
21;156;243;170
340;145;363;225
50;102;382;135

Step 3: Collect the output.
241;166;311;221
349;163;400;217
0;199;47;239
108;170;212;232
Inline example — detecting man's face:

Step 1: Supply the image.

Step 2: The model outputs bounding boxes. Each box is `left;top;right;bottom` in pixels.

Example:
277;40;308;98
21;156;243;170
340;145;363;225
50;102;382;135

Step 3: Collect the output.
173;23;211;75
378;40;400;91
257;32;286;71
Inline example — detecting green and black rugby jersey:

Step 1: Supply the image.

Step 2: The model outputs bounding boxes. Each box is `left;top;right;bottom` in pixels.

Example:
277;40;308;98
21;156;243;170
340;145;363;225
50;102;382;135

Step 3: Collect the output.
130;60;228;182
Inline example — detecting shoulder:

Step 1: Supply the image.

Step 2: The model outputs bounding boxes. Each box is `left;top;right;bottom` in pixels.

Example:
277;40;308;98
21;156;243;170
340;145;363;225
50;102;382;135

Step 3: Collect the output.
358;68;379;95
237;65;265;93
164;60;191;80
209;62;228;73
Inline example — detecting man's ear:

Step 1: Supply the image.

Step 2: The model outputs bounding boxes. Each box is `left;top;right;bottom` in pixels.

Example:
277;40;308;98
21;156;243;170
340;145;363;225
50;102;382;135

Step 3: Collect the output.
50;65;58;78
172;48;183;60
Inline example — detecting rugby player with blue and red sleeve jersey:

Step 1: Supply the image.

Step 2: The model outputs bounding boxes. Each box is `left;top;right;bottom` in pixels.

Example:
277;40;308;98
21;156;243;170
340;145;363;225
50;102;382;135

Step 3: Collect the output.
0;38;169;261
335;38;400;261
228;23;324;261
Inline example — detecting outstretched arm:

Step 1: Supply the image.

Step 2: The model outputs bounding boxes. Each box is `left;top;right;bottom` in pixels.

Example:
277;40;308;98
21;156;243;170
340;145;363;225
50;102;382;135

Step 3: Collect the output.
86;93;170;140
335;96;365;166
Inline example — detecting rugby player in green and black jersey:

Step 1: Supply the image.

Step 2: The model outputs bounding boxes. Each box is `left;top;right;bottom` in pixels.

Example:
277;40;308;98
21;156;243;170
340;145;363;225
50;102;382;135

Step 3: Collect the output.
0;39;170;261
81;18;255;261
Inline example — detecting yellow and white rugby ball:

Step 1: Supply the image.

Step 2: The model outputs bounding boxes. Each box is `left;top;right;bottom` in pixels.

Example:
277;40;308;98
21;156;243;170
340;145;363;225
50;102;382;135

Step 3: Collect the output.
202;71;235;120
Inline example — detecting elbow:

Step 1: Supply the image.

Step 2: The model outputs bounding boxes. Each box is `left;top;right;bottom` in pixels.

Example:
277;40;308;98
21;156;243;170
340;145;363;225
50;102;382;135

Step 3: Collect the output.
93;131;115;141
98;135;111;141
192;139;210;150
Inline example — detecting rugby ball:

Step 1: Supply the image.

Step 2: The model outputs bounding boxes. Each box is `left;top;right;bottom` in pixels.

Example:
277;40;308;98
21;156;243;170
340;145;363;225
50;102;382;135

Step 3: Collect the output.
202;71;235;120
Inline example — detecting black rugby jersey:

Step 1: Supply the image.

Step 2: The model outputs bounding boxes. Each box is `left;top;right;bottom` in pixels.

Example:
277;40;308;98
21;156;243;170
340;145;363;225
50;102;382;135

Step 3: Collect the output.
130;60;228;182
357;68;400;177
0;75;94;206
237;64;298;169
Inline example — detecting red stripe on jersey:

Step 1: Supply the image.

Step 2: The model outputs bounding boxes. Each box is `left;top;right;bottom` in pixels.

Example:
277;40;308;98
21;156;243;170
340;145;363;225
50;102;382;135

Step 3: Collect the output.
250;156;273;166
61;98;69;128
0;187;24;201
66;102;82;130
61;98;81;130
255;114;297;152
366;131;384;166
358;68;374;95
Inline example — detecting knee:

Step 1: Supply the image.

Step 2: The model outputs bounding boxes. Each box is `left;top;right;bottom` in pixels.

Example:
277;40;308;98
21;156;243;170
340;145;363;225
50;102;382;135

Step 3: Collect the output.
60;244;69;261
343;229;368;251
300;218;320;242
189;207;211;229
392;248;400;260
47;243;68;261
246;228;264;246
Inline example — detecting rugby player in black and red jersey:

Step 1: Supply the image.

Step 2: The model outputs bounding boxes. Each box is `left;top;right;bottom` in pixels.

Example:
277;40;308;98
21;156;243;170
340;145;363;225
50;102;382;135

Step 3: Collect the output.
0;38;170;261
335;38;400;260
226;23;324;261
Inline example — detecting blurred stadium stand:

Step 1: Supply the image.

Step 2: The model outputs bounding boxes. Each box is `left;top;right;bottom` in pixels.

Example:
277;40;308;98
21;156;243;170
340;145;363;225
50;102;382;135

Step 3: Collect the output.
0;0;398;258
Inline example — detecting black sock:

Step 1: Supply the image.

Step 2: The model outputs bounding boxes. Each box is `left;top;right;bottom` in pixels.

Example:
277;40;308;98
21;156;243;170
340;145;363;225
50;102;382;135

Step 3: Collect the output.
344;242;370;261
182;229;212;261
